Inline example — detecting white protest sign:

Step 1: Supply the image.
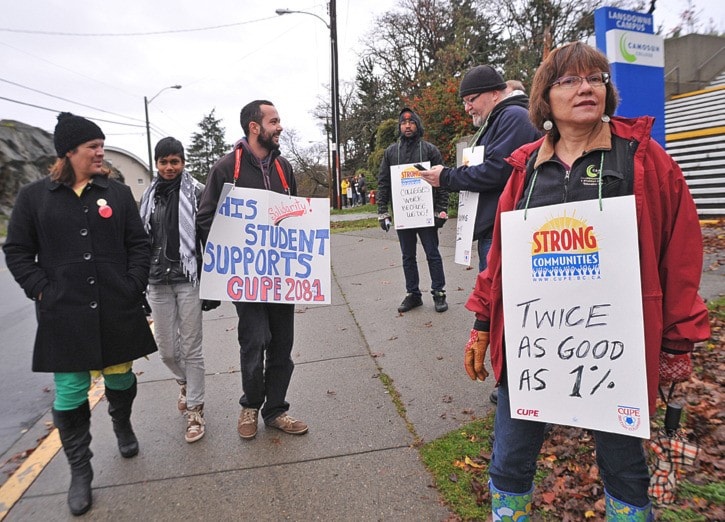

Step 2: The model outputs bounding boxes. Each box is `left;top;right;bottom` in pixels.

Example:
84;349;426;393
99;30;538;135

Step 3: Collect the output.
500;195;649;437
455;146;484;266
390;162;434;229
200;185;331;304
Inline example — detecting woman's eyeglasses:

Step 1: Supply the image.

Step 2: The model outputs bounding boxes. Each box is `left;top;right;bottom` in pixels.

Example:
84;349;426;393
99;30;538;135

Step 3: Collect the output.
551;72;610;90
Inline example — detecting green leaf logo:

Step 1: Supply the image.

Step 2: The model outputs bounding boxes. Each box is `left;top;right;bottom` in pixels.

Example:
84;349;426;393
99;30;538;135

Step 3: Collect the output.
619;34;637;63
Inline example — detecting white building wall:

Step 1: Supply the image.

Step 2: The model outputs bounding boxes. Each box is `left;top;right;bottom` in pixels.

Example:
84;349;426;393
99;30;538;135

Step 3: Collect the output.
104;147;152;203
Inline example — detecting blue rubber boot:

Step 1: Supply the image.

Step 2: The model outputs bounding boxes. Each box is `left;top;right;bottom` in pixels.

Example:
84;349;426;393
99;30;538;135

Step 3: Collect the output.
490;480;533;521
605;490;653;521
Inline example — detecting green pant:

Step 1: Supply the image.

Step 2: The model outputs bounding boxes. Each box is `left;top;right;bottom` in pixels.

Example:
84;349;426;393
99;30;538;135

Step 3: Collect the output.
54;371;135;411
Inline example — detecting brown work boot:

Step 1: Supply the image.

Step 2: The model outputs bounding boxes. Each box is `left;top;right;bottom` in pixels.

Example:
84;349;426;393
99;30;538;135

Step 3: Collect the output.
185;405;205;443
237;408;259;439
265;413;308;435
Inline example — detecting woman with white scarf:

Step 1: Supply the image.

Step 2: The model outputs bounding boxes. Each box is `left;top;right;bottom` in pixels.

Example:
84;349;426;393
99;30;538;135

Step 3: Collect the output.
140;137;207;443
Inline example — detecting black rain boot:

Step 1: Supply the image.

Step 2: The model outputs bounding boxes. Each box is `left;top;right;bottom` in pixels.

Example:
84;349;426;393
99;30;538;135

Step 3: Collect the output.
105;375;139;458
53;402;94;516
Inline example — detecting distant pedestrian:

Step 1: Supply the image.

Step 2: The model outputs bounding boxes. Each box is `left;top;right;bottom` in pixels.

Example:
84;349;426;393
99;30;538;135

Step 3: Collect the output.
140;137;207;443
341;177;349;207
351;176;359;206
377;107;450;313
3;112;157;516
357;173;367;205
346;176;354;206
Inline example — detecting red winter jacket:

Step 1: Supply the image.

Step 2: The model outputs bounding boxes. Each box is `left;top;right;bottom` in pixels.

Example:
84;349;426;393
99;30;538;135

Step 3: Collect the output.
465;116;710;412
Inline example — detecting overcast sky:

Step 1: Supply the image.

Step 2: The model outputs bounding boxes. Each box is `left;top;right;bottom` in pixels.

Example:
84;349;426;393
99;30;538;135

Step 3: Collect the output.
1;0;397;164
1;0;722;167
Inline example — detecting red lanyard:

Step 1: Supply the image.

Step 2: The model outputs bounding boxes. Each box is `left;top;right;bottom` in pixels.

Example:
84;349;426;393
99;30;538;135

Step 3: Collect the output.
233;147;289;193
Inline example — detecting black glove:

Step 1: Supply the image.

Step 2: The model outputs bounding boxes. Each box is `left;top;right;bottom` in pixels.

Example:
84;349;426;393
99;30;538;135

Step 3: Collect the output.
378;213;391;232
201;300;221;312
434;211;448;229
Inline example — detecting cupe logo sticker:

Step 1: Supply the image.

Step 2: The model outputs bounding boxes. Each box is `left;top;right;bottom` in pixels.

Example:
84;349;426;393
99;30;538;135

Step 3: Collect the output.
530;214;602;282
617;405;641;431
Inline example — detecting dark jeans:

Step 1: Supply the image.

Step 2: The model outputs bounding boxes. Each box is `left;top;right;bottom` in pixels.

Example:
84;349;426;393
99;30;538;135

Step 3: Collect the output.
396;226;445;294
477;236;493;272
489;375;651;507
233;302;295;422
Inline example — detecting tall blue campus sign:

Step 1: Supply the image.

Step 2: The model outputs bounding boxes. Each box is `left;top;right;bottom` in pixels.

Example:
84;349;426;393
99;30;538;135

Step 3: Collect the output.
594;7;665;146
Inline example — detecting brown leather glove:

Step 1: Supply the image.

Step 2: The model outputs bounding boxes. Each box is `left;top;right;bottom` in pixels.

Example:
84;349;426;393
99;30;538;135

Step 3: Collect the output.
464;329;490;381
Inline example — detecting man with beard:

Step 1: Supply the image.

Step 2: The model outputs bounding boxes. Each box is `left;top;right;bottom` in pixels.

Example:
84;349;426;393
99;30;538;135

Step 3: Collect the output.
419;66;540;273
197;100;307;440
377;108;450;314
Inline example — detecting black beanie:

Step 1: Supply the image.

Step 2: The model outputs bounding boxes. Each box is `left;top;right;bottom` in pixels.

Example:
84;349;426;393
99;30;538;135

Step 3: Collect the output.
53;112;105;157
459;65;506;97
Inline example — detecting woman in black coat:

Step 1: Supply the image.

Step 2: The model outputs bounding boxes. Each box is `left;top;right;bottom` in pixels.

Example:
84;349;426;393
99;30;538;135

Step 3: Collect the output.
3;113;157;516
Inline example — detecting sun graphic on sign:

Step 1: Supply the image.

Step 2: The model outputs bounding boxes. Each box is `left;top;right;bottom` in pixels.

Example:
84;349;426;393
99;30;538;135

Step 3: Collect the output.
530;214;599;255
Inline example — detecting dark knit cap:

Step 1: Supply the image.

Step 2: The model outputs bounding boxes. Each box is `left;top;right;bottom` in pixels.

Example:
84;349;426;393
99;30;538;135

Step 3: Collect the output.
459;65;506;97
53;112;105;157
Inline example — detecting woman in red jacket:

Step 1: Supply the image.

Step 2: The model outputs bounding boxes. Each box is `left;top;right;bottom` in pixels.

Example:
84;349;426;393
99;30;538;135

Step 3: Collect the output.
463;42;709;520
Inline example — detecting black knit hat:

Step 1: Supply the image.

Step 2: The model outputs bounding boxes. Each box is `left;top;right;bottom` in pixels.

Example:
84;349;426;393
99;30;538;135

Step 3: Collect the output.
53;112;105;157
459;65;506;97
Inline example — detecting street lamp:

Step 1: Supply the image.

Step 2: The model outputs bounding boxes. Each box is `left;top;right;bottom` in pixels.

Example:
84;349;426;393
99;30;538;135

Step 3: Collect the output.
276;2;342;209
144;85;182;176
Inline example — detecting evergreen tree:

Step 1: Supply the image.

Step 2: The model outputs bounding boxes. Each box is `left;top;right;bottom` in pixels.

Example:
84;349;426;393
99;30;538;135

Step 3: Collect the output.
186;109;229;182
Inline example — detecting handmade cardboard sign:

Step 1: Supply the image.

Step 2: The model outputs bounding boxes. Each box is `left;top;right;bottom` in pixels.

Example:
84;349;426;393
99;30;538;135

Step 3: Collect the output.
500;195;649;437
390;162;434;229
455;146;484;266
200;185;331;304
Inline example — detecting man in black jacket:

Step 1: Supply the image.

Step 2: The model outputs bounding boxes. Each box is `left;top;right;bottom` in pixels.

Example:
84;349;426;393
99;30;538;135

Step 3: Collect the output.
377;108;450;313
196;100;307;440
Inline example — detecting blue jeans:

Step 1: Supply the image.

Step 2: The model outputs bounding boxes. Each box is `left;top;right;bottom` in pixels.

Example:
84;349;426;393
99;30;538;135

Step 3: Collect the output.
233;302;295;422
396;226;445;294
477;236;493;272
489;375;651;507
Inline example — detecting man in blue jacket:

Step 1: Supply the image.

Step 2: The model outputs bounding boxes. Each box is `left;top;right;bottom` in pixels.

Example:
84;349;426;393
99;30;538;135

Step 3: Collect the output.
420;65;540;272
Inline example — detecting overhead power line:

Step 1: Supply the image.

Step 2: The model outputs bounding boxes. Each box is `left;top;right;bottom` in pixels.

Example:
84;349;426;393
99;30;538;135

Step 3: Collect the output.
0;78;146;124
0;96;145;128
0;16;277;37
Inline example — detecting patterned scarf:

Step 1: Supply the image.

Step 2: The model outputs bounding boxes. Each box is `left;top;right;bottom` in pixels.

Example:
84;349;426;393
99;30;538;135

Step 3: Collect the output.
140;170;202;285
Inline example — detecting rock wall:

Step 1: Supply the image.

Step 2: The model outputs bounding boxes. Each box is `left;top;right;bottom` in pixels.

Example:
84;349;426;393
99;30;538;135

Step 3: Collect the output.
0;120;55;219
0;119;125;220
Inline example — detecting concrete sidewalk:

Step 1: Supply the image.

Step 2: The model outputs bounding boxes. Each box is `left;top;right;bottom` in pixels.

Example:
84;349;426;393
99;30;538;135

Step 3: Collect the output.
2;220;485;521
2;218;723;521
